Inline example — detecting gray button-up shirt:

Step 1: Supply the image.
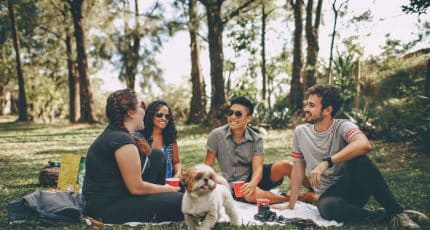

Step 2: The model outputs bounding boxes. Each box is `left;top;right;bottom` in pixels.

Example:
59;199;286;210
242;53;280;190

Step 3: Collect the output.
206;124;264;183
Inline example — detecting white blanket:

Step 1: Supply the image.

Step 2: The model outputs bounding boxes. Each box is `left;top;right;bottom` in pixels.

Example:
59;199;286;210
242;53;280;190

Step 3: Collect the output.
233;200;342;227
115;200;342;227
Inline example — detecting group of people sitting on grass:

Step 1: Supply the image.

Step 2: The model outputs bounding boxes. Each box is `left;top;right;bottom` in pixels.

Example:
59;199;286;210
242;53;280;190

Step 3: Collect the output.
82;84;428;229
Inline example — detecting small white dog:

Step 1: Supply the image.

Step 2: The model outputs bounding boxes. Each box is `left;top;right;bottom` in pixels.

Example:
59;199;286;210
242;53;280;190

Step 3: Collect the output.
181;164;238;230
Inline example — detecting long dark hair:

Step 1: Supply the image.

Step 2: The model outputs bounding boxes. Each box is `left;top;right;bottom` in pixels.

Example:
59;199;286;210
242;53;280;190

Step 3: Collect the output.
106;89;150;154
143;100;177;146
106;89;143;132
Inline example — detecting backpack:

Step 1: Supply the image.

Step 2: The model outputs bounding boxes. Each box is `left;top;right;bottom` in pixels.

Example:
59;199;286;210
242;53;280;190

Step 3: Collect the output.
39;161;60;187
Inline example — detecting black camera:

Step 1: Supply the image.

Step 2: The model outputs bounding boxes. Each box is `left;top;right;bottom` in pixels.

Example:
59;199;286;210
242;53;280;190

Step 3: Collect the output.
254;204;276;222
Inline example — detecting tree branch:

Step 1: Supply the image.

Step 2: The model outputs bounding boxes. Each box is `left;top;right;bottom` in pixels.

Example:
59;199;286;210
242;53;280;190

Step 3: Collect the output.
222;0;258;25
35;25;63;40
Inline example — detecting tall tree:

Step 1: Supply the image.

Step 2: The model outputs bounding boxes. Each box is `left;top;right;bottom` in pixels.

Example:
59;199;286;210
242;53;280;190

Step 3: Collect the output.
261;1;267;103
186;0;207;124
426;59;430;98
67;0;96;123
327;0;348;84
7;0;28;121
65;20;80;122
304;0;323;89
199;0;257;126
118;0;141;89
289;0;304;113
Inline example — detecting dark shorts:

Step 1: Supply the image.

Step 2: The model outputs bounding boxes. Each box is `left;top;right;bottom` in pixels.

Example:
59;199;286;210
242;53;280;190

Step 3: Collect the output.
232;163;283;201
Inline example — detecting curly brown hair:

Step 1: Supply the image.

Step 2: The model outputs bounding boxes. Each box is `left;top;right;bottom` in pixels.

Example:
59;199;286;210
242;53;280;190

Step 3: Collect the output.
307;84;344;117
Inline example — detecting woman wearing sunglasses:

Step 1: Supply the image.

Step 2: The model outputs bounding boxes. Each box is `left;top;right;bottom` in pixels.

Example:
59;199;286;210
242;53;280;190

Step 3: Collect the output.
138;100;182;179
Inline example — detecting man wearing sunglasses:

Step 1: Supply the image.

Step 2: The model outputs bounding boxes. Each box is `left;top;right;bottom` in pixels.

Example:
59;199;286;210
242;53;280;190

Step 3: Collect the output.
204;97;316;204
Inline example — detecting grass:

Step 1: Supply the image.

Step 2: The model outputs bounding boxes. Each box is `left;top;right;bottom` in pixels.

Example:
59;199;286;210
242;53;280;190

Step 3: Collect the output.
0;117;429;229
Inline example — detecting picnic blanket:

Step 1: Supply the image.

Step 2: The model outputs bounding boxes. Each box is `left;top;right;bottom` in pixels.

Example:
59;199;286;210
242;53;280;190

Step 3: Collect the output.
116;200;342;227
233;200;342;227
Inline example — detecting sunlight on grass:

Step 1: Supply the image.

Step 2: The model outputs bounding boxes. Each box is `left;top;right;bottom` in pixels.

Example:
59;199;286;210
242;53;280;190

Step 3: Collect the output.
0;122;429;229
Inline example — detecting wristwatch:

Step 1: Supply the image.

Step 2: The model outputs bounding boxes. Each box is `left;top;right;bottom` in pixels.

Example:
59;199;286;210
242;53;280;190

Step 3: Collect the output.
322;156;334;168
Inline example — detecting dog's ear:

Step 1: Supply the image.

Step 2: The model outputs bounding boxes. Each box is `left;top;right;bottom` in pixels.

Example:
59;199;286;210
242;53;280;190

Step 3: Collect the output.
181;168;188;186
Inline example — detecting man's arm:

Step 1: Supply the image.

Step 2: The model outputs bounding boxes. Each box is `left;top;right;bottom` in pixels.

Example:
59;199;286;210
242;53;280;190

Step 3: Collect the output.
204;150;216;167
204;150;228;186
241;154;263;196
310;133;371;188
288;160;306;209
331;133;371;164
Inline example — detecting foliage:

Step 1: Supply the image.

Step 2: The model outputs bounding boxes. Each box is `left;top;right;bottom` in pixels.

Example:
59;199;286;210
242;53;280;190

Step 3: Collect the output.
402;0;430;15
226;72;258;101
145;82;192;122
347;52;430;152
253;96;292;129
332;50;356;113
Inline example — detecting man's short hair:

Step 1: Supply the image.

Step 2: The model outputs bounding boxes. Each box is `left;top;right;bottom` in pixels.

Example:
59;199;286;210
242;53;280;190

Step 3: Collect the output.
230;96;254;116
307;84;343;117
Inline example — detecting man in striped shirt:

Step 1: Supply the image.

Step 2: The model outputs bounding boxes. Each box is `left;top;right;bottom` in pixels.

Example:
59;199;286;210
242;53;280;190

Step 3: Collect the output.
284;84;427;229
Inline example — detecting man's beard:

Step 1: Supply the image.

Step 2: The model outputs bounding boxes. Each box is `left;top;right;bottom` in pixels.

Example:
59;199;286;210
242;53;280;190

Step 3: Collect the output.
305;112;323;124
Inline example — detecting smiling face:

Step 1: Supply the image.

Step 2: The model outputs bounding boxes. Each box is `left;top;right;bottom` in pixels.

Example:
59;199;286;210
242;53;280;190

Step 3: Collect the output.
152;105;170;130
304;94;331;124
226;104;251;131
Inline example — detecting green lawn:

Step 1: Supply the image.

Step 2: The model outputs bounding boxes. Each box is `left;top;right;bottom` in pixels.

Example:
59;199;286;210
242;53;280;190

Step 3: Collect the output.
0;117;429;229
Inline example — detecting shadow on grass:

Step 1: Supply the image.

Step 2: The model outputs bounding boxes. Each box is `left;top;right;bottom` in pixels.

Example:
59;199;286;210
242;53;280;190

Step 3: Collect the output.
33;149;83;155
0;122;51;132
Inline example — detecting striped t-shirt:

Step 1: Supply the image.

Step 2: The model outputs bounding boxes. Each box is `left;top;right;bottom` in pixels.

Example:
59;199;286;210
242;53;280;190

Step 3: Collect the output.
291;119;362;195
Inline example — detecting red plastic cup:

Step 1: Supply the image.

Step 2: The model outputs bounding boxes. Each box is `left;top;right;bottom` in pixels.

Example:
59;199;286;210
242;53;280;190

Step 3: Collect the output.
256;198;270;207
165;178;180;187
232;181;245;198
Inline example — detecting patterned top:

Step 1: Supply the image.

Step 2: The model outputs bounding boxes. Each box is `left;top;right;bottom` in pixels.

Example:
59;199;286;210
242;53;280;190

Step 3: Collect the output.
206;124;264;183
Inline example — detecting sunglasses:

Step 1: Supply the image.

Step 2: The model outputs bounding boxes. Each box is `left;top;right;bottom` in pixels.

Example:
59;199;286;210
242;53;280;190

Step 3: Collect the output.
226;109;243;118
155;112;171;119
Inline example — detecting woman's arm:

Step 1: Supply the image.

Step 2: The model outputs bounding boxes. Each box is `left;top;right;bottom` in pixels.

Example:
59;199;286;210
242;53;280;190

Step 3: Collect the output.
115;144;179;195
172;142;182;178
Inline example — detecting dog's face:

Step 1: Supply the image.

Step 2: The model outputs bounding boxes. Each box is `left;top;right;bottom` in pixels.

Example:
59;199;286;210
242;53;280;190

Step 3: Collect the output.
182;164;217;196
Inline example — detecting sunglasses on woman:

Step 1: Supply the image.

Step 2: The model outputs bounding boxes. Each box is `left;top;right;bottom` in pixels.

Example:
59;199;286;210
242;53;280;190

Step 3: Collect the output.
155;112;171;119
226;109;243;118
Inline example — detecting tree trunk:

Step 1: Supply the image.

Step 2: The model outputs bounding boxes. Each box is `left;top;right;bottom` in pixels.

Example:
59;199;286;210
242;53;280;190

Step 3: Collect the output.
65;27;80;122
426;58;430;97
304;0;322;90
8;0;28;121
187;0;207;124
290;0;304;113
69;0;96;123
328;0;346;84
261;3;267;104
203;1;228;127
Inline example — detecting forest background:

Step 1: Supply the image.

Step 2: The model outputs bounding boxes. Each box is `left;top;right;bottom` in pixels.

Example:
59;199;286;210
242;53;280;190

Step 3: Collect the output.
0;0;429;228
0;0;429;149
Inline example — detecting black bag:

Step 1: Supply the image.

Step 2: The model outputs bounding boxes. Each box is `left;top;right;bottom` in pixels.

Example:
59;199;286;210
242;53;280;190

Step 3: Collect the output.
39;161;60;187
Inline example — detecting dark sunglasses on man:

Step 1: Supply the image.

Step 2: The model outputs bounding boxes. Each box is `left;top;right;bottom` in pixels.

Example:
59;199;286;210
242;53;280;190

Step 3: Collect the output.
155;112;171;119
226;109;243;118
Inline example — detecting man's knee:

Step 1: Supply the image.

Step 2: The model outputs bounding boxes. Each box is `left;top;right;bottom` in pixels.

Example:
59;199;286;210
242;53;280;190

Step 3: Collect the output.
317;197;344;220
348;154;371;166
271;160;293;176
